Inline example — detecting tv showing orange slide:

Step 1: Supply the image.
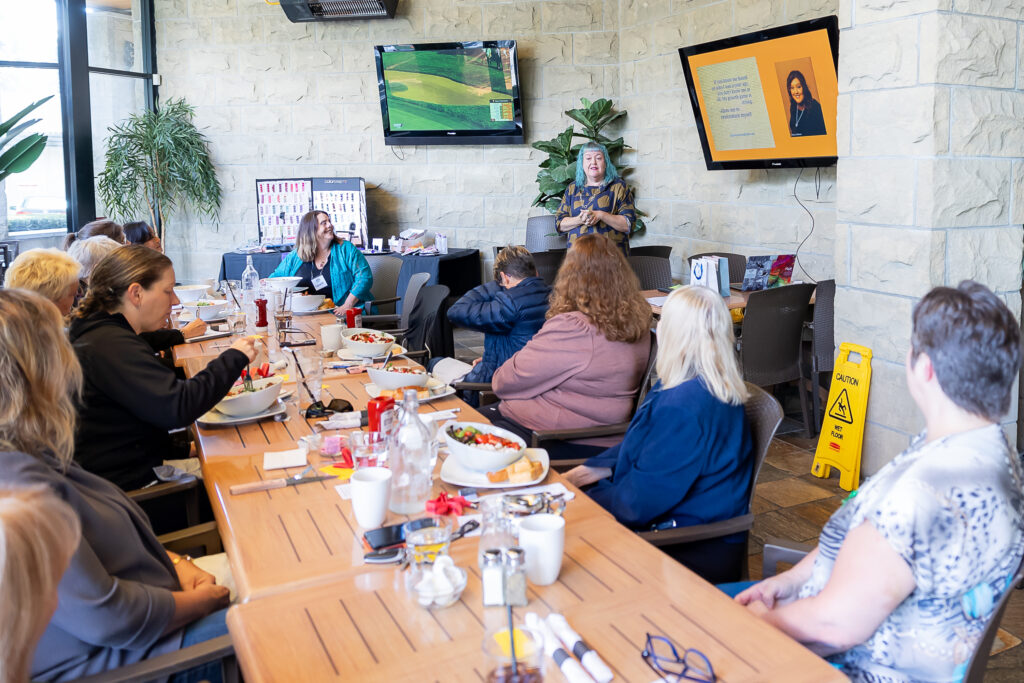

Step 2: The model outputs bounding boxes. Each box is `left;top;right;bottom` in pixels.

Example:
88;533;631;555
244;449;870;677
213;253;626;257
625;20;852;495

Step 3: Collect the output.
679;16;839;170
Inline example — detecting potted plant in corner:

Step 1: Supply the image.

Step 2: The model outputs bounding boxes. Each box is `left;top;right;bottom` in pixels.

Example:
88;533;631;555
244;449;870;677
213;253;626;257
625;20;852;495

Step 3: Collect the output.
530;97;646;249
97;98;221;251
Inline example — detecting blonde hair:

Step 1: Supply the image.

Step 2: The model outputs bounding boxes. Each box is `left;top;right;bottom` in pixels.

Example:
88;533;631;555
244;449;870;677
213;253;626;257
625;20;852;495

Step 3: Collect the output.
66;236;123;281
656;286;748;405
0;289;83;467
0;485;81;683
547;234;650;343
2;248;80;305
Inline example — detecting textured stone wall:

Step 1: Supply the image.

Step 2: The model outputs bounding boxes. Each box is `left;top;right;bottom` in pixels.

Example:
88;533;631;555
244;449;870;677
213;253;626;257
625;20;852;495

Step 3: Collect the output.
836;0;1024;472
619;0;838;283
153;0;838;283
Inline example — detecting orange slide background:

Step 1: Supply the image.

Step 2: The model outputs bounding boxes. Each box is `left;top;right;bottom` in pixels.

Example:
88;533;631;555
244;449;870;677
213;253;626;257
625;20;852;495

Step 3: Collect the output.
687;29;837;162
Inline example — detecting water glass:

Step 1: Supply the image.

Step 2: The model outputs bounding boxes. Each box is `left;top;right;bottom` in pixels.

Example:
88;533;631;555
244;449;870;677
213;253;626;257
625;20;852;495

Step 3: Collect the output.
350;430;387;468
227;308;246;334
291;347;323;406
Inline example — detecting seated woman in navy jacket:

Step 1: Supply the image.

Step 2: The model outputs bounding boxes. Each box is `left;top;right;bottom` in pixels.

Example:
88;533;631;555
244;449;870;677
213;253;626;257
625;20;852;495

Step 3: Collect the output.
565;285;754;583
447;246;550;384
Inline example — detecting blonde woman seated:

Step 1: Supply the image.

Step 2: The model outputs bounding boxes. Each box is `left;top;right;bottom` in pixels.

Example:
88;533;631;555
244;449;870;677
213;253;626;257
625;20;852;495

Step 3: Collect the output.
0;289;232;681
486;234;651;459
0;486;81;683
565;286;753;582
2;248;80;316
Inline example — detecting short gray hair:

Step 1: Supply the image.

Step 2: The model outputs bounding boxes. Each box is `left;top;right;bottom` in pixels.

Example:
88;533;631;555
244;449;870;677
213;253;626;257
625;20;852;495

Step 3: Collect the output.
66;236;123;281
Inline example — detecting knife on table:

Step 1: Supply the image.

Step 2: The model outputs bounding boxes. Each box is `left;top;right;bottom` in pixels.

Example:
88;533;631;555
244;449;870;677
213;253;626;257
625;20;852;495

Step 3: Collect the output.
230;473;335;496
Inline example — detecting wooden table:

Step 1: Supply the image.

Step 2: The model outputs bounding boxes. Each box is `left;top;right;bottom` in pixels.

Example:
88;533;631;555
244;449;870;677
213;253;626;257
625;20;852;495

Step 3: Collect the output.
643;288;750;315
174;317;846;682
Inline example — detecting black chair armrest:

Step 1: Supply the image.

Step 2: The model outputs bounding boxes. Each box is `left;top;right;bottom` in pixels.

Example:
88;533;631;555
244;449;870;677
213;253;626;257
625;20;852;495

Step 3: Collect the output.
371;296;401;306
452;381;494;392
530;421;631;447
362;314;401;326
126;478;200;527
637;514;754;547
549;458;588;472
762;537;815;578
158;521;223;557
74;634;235;683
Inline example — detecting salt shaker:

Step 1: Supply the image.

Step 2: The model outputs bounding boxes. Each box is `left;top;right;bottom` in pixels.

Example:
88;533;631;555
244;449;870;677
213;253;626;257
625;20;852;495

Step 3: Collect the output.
503;547;528;607
481;548;506;607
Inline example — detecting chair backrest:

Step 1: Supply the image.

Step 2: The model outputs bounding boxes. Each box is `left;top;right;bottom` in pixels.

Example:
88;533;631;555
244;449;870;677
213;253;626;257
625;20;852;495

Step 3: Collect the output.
811;279;836;373
366;254;403;314
740;283;815;387
636;330;659;407
963;559;1024;683
742;382;784;502
690;252;747;284
396;272;430;331
628;255;672;290
630;245;673;259
404;283;450;355
532;249;566;286
525;215;566;253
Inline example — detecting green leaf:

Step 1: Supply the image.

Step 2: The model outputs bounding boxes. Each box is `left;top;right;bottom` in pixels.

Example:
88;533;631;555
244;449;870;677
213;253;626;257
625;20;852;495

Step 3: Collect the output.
539;178;569;196
0;96;52;138
0;134;47;180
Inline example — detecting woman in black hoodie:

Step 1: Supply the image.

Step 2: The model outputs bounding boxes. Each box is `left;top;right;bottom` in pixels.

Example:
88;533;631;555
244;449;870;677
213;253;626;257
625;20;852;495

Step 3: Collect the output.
69;246;257;490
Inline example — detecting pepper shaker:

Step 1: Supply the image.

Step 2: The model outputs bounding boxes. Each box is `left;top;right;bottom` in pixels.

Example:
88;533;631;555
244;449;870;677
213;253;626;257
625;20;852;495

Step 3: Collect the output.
504;547;528;607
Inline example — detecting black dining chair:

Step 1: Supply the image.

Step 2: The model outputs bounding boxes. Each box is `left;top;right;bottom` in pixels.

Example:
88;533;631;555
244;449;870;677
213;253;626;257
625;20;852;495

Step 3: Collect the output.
532;249;566;286
628;255;672;290
738;283;816;437
365;254;404;315
630;245;672;259
524;215;566;253
800;279;835;435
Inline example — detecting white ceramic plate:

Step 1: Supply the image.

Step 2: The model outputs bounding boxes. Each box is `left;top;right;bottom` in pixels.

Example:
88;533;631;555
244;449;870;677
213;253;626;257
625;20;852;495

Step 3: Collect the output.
364;376;454;403
178;310;227;324
197;401;287;427
336;344;407;361
440;448;550;489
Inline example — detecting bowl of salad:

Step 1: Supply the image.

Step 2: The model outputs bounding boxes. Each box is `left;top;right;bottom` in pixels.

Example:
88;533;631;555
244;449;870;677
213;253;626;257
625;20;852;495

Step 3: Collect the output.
444;422;525;473
341;328;394;358
180;299;229;321
367;362;428;390
215;375;284;417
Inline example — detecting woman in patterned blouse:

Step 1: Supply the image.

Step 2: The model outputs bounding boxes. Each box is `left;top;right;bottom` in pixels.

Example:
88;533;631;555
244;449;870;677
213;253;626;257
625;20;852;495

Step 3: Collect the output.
555;141;635;255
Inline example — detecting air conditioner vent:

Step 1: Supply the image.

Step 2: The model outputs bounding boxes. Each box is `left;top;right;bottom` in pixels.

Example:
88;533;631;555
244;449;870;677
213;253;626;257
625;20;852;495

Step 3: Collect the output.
280;0;397;22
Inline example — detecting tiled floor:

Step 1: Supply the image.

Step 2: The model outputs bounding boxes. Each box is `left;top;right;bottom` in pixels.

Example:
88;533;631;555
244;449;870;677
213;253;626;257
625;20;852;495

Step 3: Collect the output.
451;327;1024;674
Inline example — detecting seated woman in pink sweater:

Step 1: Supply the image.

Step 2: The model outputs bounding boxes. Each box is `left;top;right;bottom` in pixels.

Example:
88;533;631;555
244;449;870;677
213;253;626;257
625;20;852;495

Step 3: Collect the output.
484;234;652;459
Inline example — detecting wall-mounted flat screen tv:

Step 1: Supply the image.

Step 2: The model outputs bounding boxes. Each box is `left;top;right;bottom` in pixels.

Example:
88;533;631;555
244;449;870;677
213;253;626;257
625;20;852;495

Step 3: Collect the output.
679;16;839;170
373;40;525;146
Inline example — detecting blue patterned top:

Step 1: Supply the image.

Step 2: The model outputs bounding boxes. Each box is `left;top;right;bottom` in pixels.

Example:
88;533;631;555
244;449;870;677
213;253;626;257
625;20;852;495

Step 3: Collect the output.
555;178;635;255
800;425;1024;682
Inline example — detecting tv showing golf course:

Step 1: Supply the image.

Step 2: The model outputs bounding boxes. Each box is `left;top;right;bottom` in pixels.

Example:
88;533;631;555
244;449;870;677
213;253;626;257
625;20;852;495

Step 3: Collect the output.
374;41;524;146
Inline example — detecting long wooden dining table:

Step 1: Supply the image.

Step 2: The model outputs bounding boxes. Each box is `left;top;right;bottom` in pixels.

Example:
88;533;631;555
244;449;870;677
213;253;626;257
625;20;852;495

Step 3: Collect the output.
174;312;845;682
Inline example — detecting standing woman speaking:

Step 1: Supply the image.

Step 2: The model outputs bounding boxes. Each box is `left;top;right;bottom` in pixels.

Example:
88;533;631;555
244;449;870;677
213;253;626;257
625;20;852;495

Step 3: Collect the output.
270;210;373;315
555;141;636;255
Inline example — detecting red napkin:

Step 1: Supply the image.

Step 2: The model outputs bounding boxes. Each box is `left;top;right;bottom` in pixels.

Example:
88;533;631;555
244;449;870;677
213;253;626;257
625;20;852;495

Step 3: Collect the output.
425;492;472;516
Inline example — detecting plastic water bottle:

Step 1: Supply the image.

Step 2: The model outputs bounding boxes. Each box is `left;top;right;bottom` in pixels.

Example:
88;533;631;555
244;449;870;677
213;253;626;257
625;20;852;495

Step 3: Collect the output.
240;255;259;306
388;389;433;514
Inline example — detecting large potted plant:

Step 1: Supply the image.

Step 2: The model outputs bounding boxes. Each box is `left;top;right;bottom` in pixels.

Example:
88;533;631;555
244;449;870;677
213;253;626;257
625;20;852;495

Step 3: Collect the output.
97;98;220;249
1;96;54;236
531;97;645;243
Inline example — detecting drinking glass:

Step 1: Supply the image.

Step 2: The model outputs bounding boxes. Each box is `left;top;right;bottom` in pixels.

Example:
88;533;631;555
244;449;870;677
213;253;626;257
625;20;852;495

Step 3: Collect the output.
483;626;544;682
227;308;246;334
291;347;323;406
350;430;388;468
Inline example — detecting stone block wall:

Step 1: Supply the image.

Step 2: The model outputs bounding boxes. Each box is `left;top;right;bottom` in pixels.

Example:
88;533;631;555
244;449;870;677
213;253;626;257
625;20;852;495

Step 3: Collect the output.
836;0;1024;472
153;0;839;284
619;0;839;283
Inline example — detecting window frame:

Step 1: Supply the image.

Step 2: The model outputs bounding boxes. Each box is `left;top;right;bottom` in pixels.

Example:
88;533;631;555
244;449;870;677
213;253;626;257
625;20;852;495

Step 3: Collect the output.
0;0;157;236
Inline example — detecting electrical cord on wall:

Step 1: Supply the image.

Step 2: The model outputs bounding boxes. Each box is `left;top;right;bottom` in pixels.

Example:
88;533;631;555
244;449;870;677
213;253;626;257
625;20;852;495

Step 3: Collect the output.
390;146;406;161
792;166;820;284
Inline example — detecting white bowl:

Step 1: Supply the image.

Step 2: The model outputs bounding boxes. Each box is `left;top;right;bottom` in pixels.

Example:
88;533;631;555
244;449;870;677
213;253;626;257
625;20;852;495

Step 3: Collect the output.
174;284;210;302
342;328;394;358
290;294;325;312
367;365;428;390
443;422;525;473
215;376;284;417
265;276;302;292
182;299;229;321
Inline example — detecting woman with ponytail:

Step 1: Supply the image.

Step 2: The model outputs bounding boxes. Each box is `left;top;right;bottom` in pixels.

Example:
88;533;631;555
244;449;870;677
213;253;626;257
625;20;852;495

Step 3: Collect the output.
69;245;258;490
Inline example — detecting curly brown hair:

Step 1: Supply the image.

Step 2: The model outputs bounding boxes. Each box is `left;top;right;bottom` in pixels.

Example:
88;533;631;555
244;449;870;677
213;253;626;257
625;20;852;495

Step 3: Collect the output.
546;234;650;343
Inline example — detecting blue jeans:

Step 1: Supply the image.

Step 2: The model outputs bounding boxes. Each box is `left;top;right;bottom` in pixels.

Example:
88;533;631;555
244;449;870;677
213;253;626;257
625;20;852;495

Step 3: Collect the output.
170;608;229;683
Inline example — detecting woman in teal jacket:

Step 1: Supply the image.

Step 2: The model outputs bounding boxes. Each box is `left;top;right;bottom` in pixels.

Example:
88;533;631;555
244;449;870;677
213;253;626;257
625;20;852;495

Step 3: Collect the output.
271;210;373;314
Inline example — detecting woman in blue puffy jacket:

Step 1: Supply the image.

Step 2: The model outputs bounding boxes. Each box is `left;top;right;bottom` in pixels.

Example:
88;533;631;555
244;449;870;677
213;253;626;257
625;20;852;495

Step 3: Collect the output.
447;246;550;384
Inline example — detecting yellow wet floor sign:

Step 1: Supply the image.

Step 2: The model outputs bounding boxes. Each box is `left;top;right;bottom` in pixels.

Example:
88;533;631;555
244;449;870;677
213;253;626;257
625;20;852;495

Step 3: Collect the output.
812;342;872;491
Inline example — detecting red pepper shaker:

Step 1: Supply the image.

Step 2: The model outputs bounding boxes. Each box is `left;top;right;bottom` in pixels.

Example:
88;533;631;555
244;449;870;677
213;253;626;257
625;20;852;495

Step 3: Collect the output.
254;297;268;328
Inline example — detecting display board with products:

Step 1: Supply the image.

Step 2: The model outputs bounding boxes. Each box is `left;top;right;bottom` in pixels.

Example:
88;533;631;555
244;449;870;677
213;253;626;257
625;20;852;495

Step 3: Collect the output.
256;177;367;246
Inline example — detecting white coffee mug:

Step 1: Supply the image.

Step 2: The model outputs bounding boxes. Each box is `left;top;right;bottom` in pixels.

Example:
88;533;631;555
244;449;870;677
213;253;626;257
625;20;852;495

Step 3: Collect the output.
350;467;392;529
517;513;565;586
321;323;346;352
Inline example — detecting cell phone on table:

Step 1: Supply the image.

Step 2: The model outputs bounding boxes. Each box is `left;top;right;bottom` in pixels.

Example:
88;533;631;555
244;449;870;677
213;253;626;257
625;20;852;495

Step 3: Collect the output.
362;517;432;550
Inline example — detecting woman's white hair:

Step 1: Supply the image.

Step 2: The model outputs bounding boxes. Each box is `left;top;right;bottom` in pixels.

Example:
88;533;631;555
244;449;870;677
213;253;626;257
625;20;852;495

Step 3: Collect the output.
66;236;123;281
0;485;81;683
655;285;748;405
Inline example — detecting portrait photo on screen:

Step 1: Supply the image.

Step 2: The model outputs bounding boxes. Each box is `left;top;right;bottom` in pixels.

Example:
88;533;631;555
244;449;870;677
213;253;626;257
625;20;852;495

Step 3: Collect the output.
776;57;826;138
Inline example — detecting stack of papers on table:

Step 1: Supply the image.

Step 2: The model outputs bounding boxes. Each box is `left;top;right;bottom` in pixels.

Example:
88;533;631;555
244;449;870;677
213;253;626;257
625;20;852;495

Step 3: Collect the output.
646;295;668;307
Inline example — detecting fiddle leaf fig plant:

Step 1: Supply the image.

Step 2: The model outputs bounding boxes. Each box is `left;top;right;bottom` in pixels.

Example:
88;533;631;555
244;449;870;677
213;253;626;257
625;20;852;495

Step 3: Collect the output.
531;97;645;233
97;98;220;249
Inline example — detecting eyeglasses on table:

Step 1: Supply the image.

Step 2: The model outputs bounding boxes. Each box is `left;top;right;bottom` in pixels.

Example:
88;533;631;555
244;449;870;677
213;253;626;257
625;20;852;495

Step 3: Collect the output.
641;632;716;682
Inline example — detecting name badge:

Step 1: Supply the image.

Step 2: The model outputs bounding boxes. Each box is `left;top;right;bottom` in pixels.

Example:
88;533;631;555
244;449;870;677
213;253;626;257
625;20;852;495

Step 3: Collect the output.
311;274;328;291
